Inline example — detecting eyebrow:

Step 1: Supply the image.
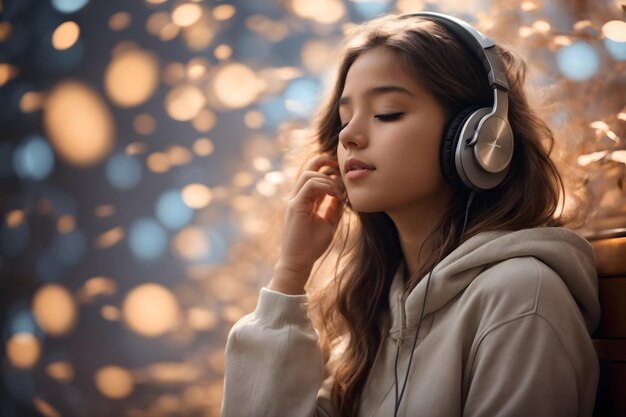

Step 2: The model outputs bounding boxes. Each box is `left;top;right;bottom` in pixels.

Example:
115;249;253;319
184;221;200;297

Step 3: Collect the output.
339;85;415;106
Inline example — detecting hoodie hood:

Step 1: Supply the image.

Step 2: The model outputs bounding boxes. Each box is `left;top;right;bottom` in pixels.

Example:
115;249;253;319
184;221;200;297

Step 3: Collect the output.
389;227;599;339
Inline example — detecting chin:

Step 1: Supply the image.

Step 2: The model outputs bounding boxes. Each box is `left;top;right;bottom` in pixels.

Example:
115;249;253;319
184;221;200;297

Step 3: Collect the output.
346;197;386;214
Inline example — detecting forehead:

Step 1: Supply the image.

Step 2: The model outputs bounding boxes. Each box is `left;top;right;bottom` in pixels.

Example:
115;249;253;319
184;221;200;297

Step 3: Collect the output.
340;47;419;100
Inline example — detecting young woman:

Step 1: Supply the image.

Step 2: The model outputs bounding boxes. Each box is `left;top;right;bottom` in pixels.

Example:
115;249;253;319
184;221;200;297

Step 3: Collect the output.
221;12;600;417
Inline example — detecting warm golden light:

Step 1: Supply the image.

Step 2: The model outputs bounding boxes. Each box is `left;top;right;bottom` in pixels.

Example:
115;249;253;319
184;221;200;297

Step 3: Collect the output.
126;142;148;155
6;209;25;227
80;276;118;300
32;284;78;337
147;152;171;173
95;366;134;399
187;58;209;80
193;138;214;156
95;226;125;249
146;11;170;36
395;0;425;13
602;20;626;42
232;172;253;188
105;49;159;107
187;307;217;330
33;398;62;417
181;21;215;51
182;184;212;208
301;40;335;75
101;305;121;321
214;44;232;60
43;80;115;167
520;0;538;11
212;63;259;109
0;63;19;86
213;4;236;21
52;21;80;50
163;62;186;85
172;3;202;27
166;145;192;166
20;91;44;112
290;0;345;24
133;113;156;135
0;21;11;42
122;283;179;337
6;332;40;369
160;22;180;41
165;84;206;121
46;361;75;383
147;362;200;383
192;108;216;132
109;12;132;31
57;215;75;234
532;20;551;34
244;110;265;129
173;227;209;260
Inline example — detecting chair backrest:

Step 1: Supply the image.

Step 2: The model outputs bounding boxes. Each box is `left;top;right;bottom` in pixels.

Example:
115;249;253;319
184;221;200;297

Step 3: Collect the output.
589;234;626;417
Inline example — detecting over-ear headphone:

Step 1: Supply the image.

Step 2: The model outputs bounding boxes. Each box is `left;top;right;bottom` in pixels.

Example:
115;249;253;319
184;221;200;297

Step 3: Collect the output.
400;12;514;191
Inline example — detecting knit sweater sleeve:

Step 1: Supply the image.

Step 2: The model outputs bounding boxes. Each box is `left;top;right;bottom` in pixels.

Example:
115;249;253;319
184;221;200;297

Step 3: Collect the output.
221;287;336;417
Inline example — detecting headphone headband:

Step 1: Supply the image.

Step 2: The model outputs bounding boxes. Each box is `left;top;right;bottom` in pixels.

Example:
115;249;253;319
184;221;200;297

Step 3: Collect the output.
400;12;509;92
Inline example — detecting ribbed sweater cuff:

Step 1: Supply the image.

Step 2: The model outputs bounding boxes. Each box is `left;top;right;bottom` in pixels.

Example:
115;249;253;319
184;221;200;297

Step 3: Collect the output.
255;287;310;326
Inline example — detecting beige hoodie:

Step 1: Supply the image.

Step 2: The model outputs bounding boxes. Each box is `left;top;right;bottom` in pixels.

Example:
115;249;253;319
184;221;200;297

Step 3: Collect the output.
221;228;600;417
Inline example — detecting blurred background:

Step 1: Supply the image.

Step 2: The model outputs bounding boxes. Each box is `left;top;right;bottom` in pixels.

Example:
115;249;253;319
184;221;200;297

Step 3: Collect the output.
0;0;624;416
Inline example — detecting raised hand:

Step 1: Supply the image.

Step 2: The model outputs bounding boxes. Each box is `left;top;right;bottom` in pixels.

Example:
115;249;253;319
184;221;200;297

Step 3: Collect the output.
268;154;346;295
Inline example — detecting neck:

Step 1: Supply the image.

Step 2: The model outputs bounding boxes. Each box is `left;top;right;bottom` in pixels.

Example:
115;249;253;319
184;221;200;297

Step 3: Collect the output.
387;193;452;281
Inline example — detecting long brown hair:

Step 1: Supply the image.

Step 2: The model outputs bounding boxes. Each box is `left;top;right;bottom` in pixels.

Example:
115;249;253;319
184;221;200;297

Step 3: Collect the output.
306;14;566;416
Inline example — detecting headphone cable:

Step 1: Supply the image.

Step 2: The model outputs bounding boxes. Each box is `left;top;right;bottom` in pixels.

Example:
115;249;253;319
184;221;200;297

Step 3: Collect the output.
392;190;475;416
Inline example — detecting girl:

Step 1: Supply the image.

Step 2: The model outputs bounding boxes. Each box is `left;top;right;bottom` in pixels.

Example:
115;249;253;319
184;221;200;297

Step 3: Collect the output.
221;12;600;417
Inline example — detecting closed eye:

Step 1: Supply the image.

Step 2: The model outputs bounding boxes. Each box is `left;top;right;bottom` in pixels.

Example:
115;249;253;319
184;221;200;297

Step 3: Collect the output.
336;112;404;133
375;112;404;122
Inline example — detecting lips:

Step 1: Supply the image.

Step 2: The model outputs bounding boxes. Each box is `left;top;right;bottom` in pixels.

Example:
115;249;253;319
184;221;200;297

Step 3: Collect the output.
343;157;375;180
344;157;376;173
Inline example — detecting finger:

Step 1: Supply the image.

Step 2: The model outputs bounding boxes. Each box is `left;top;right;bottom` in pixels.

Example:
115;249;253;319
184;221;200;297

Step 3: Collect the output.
322;194;344;227
303;154;339;173
291;171;337;199
293;177;340;208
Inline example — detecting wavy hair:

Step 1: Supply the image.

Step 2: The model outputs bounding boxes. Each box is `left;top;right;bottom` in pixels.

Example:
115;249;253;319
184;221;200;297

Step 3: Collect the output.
305;14;567;417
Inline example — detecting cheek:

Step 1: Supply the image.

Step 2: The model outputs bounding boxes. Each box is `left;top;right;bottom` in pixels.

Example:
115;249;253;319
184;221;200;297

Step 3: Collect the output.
336;144;347;177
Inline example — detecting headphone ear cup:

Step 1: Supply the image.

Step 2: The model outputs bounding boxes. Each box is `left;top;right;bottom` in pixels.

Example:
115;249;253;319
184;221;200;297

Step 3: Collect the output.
440;107;480;188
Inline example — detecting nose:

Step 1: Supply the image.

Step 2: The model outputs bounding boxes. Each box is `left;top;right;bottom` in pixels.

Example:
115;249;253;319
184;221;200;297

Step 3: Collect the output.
338;118;367;150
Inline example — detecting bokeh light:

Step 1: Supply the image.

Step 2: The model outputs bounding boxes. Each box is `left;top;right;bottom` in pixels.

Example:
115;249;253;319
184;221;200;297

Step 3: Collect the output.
172;3;203;28
165;84;206;121
51;0;89;14
51;21;80;51
128;218;167;260
556;41;599;81
31;284;78;337
43;80;115;167
105;153;143;190
94;366;134;399
6;332;41;369
12;135;55;180
105;49;160;107
156;189;194;230
211;63;260;109
122;283;179;337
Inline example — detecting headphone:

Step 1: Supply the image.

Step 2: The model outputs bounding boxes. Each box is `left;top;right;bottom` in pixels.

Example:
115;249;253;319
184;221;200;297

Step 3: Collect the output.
400;11;514;191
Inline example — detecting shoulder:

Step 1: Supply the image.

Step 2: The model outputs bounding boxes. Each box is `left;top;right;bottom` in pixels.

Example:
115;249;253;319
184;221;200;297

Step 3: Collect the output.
465;257;575;327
